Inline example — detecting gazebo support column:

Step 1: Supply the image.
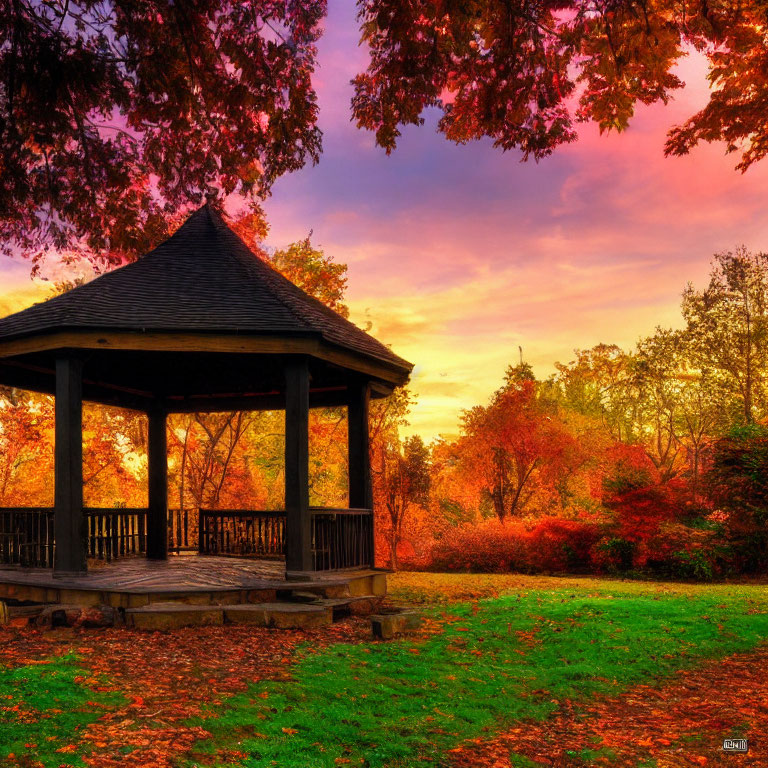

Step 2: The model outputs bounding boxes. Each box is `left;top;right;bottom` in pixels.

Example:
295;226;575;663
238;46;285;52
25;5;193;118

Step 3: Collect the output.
54;357;86;574
348;380;374;567
285;358;312;576
147;406;168;560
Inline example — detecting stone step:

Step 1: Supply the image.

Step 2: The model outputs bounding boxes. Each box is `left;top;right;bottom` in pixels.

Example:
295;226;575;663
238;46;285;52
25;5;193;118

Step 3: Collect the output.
371;608;422;640
17;592;384;630
310;595;383;618
276;583;351;601
283;589;323;603
225;602;331;629
9;603;52;619
125;603;224;630
125;601;335;630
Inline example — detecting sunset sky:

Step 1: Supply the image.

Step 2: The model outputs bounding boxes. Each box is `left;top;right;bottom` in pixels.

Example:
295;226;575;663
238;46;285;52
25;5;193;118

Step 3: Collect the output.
3;1;768;441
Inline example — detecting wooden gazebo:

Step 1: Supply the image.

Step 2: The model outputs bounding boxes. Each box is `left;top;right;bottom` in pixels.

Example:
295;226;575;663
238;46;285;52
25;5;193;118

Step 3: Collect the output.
0;204;412;579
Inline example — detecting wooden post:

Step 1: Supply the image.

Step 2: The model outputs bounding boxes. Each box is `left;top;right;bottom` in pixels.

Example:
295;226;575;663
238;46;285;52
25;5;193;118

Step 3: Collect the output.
348;380;373;509
285;357;312;575
147;406;168;560
54;357;86;574
348;380;374;566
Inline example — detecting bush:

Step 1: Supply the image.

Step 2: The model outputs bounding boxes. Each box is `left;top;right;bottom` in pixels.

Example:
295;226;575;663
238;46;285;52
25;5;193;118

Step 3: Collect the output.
667;549;715;581
633;522;729;580
526;517;603;572
604;482;685;546
591;537;636;573
408;463;736;579
708;425;768;573
415;518;604;574
414;521;527;573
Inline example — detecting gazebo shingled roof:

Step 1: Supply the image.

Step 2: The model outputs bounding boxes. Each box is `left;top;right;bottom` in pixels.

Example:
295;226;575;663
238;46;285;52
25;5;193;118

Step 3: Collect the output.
0;204;411;374
0;204;412;412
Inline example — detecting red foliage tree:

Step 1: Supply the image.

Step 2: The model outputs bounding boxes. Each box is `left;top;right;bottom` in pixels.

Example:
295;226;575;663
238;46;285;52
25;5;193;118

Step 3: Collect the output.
0;1;325;266
355;0;768;171
458;374;580;521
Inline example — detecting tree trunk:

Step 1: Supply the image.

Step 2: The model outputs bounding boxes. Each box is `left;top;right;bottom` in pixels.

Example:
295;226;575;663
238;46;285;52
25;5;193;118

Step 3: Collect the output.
491;485;506;523
389;528;399;570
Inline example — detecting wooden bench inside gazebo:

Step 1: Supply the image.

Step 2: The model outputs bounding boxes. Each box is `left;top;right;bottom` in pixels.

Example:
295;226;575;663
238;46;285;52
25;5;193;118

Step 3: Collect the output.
0;205;412;627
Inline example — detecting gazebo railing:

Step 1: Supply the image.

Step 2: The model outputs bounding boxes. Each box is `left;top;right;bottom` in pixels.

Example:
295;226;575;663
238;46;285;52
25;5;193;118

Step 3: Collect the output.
0;507;55;568
311;508;373;571
86;508;147;562
197;506;373;570
168;508;197;553
1;505;374;571
197;507;373;570
199;509;286;557
0;507;147;567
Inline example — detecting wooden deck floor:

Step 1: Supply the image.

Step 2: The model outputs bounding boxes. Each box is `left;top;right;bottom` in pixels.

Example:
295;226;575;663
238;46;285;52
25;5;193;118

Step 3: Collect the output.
0;555;376;598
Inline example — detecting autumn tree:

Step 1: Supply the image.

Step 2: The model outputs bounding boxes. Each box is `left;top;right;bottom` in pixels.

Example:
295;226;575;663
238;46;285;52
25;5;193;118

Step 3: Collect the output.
633;330;690;483
556;333;723;500
682;249;768;424
0;0;324;266
308;406;349;507
599;442;685;565
428;437;478;529
230;215;349;314
6;1;768;273
81;405;147;507
0;390;148;509
168;412;257;510
369;386;412;563
270;237;349;318
634;328;723;498
354;0;768;171
369;386;412;451
673;364;723;502
168;407;348;512
555;344;638;443
0;387;53;505
458;365;579;522
372;433;430;568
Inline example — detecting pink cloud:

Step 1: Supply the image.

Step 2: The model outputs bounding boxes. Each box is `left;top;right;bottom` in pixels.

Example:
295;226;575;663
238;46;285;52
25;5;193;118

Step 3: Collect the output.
263;26;768;440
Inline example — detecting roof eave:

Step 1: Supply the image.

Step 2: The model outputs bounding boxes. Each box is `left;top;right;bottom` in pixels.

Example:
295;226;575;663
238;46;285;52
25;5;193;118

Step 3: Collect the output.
0;327;413;387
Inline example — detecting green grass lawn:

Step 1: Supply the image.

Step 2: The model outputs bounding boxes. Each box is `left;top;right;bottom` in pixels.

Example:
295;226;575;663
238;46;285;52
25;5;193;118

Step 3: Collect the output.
0;654;122;767
187;576;768;767
3;574;768;768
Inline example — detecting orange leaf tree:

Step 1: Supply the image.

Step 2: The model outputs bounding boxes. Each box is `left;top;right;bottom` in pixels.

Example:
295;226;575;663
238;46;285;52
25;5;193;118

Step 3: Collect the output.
457;365;581;522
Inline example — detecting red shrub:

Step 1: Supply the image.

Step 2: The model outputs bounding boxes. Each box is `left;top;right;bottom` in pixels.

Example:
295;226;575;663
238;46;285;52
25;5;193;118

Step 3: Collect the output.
526;517;604;572
603;477;690;551
415;518;604;574
415;521;528;572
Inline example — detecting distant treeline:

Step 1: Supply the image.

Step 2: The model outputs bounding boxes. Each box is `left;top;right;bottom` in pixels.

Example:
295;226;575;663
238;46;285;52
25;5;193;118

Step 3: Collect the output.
3;248;768;580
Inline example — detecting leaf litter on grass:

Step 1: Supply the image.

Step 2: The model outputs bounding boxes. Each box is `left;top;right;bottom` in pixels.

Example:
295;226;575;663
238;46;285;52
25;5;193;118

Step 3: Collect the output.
0;654;123;768
0;618;370;768
4;575;768;768
449;643;768;767
188;588;768;768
